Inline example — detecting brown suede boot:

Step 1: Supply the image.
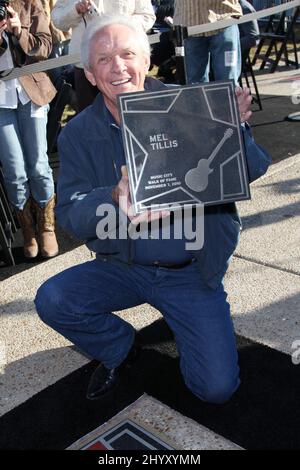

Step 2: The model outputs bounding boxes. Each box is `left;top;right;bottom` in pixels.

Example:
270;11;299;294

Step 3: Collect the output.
35;195;59;258
16;198;39;259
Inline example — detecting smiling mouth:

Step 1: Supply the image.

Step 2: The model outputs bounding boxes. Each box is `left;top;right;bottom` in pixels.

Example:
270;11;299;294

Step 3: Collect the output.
111;78;132;86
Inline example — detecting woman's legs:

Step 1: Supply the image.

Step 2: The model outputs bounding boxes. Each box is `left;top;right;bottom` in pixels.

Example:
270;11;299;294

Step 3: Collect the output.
0;101;58;257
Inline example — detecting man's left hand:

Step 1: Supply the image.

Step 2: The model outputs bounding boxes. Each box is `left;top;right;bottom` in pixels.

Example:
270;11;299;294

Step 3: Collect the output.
236;86;252;123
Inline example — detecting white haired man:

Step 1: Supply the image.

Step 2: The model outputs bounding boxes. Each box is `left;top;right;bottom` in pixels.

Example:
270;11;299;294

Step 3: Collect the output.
35;15;271;402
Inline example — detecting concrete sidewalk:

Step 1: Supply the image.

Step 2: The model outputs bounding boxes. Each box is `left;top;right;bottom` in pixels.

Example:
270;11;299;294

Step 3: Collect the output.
229;153;300;355
1;151;299;449
0;67;299;449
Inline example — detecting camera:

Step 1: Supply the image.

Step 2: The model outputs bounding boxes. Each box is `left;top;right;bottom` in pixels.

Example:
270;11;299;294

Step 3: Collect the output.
0;0;10;21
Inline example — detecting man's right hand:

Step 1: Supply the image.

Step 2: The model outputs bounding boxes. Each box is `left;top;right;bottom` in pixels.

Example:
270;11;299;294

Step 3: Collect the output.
112;166;170;225
75;0;92;15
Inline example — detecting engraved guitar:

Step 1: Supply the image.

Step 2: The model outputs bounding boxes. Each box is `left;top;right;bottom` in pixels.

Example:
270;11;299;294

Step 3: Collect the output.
185;128;234;193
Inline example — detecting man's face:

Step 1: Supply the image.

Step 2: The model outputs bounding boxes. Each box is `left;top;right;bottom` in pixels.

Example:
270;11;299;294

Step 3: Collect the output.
85;24;150;119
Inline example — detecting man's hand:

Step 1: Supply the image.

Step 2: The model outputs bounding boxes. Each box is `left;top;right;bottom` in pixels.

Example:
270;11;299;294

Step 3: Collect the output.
112;166;170;225
75;0;92;15
6;6;21;38
236;86;252;123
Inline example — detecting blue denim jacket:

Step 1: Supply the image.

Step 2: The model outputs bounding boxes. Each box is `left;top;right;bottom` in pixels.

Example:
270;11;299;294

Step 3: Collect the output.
56;78;271;288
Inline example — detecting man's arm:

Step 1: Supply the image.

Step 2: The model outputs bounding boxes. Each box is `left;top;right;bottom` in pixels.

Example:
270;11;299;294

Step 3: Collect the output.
236;87;271;181
132;0;156;32
242;124;271;183
6;2;52;60
56;129;120;241
51;0;83;31
239;2;259;52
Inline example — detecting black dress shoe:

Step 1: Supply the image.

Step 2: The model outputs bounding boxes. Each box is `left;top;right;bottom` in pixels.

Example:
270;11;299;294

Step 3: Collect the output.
86;340;140;400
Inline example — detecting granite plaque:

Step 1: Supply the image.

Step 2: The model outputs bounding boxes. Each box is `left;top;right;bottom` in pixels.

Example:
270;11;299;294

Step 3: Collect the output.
118;81;250;214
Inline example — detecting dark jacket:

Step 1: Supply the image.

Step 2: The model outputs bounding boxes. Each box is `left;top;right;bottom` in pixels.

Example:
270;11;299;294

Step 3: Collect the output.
239;0;260;53
56;79;271;288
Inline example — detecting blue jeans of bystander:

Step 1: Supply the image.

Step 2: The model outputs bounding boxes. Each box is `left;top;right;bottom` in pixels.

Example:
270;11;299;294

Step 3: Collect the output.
0;100;54;210
184;25;241;84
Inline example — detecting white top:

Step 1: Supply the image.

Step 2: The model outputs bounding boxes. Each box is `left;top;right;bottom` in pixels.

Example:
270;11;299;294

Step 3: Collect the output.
0;34;31;108
51;0;156;66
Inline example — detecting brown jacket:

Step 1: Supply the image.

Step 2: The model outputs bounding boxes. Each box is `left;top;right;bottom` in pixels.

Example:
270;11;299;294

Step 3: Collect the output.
0;0;56;106
40;0;71;45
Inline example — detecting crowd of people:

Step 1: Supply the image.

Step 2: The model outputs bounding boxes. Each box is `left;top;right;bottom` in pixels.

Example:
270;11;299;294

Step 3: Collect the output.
1;1;270;404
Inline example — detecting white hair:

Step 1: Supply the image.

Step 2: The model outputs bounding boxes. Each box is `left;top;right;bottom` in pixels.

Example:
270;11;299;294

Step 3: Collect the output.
81;14;151;70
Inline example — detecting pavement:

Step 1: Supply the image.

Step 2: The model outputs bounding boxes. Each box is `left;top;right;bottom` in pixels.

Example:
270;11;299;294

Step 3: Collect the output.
0;65;299;450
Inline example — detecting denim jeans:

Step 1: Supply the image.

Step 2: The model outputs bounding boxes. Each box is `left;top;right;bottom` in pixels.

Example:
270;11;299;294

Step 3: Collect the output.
0;100;54;210
35;258;240;404
184;25;241;84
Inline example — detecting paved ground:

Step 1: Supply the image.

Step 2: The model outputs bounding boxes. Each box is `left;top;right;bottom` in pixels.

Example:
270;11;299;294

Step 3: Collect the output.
249;69;300;162
0;64;299;449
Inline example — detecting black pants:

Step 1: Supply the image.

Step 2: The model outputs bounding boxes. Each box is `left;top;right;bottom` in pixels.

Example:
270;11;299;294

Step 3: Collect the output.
74;67;99;112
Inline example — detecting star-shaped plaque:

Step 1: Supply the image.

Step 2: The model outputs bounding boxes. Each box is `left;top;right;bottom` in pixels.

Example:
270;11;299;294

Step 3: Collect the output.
118;81;250;214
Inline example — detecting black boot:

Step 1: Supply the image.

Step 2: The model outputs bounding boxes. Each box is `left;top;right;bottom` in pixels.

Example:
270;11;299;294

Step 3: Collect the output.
86;339;140;400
